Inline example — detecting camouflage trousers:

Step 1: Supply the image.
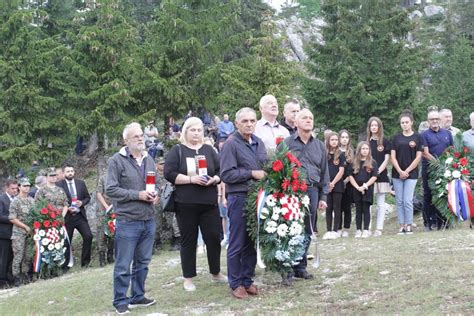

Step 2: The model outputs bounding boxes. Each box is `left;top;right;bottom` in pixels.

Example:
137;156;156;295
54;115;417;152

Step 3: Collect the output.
155;208;180;244
11;235;32;277
96;212;114;254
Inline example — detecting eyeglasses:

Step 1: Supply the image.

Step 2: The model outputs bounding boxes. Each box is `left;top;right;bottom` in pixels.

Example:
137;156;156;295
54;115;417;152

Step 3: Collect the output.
21;184;31;187
48;174;57;177
428;118;440;121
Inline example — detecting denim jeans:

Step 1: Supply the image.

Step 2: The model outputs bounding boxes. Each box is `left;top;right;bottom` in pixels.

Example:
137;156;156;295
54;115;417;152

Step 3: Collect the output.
113;218;156;308
392;178;417;225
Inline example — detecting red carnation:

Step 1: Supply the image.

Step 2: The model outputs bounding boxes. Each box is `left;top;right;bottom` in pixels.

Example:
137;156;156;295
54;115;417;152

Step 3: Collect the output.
464;146;469;154
461;169;469;175
109;222;115;233
50;211;57;219
43;220;51;228
111;213;116;219
272;160;284;172
460;157;468;167
454;151;461;158
33;221;41;229
275;137;284;146
282;179;290;191
300;181;308;192
52;221;58;227
291;168;299;180
291;180;299;192
452;163;459;169
40;208;48;215
47;203;54;211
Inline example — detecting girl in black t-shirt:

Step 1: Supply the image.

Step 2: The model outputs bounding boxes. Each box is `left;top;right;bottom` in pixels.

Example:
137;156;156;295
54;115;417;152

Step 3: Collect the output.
349;141;379;238
323;132;346;240
367;117;391;237
338;129;355;238
391;110;423;234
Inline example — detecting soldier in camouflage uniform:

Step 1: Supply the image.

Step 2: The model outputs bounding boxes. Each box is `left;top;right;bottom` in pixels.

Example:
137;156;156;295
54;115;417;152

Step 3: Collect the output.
155;157;181;251
35;168;69;216
9;178;35;286
96;174;114;266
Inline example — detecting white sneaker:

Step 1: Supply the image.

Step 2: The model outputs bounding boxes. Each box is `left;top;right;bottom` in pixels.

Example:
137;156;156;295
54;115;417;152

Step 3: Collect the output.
220;237;228;247
183;281;196;292
323;232;333;240
342;231;349;238
361;230;370;238
336;230;342;238
373;230;382;237
355;230;362;238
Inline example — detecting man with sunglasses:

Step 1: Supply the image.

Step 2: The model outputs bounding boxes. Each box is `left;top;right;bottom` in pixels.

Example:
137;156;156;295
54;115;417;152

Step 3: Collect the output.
9;178;35;286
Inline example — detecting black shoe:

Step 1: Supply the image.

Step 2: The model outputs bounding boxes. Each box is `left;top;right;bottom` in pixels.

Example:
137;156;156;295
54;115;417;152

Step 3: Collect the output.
107;248;115;264
294;270;314;280
128;297;156;309
99;252;106;267
13;276;22;287
115;305;130;314
171;237;181;251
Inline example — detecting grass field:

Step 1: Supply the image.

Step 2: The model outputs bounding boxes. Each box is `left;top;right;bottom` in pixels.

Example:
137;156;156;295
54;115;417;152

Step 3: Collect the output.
1;211;473;315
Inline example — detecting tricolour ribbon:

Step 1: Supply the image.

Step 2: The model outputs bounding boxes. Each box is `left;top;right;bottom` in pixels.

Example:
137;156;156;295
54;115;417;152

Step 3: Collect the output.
256;188;267;269
33;228;42;273
447;179;474;221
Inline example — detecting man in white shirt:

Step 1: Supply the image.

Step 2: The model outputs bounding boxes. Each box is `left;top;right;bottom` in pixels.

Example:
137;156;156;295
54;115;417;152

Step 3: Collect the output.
440;108;461;136
254;94;289;152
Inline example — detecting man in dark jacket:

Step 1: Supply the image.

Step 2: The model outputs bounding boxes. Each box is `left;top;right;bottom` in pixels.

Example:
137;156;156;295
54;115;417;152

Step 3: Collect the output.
220;107;267;299
106;122;158;314
56;163;92;268
0;179;18;286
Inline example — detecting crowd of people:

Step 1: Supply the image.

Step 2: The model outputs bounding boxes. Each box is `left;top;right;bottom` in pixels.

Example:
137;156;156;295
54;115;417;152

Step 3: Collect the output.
0;96;473;314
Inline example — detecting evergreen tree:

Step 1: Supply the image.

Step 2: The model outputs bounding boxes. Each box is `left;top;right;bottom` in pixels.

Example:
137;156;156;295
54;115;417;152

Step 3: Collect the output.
0;7;72;171
303;0;424;136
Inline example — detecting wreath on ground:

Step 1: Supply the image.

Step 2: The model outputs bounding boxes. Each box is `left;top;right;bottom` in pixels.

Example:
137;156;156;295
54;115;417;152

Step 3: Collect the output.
428;135;473;224
246;144;309;275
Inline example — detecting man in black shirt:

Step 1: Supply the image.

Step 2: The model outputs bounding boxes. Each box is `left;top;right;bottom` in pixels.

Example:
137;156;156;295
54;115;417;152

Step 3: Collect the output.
280;99;300;135
280;109;329;280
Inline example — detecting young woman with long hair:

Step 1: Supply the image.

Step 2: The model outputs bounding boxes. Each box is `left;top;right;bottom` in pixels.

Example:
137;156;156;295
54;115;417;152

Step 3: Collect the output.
349;142;379;238
391;110;423;234
366;117;391;237
323;132;346;240
338;130;354;237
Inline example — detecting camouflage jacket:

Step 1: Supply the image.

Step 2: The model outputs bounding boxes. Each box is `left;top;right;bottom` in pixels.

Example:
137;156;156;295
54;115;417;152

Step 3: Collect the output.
9;196;34;237
35;186;68;211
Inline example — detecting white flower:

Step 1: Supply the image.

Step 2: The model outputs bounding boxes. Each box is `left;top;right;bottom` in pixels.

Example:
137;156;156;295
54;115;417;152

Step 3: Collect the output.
47;244;54;251
265;195;276;207
301;195;310;207
260;207;269;220
265;221;278;234
445;157;453;164
444;170;451;178
38;230;46;237
40;246;45;253
41;238;50;246
55;243;61;250
33;234;41;241
280;196;289;205
289;222;301;236
277;223;288;237
452;170;461;179
271;212;280;221
273;207;281;215
435;179;442;184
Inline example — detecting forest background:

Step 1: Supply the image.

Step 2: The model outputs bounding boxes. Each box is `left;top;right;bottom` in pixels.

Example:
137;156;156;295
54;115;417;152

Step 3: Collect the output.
0;0;473;174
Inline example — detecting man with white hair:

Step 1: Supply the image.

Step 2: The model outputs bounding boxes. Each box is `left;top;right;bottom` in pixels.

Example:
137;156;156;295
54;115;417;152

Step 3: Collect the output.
280;98;300;135
106;122;158;314
462;112;474;152
255;94;290;152
439;108;460;136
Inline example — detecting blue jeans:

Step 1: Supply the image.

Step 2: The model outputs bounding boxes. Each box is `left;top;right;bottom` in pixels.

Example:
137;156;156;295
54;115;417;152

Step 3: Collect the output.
113;218;156;308
393;178;417;225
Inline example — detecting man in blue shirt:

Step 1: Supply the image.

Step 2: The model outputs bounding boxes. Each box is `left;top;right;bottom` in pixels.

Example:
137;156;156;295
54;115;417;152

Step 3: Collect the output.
220;107;267;299
421;109;453;230
218;114;235;144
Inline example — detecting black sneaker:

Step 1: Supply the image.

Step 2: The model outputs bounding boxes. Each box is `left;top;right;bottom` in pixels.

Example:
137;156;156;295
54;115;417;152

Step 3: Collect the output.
294;270;314;280
128;297;156;309
115;305;130;315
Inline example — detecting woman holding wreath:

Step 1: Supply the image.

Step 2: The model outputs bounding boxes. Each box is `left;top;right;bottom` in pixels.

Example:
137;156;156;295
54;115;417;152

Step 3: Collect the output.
164;117;227;292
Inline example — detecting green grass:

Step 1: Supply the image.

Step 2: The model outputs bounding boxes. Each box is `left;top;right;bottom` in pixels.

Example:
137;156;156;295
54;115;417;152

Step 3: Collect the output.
1;212;473;315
